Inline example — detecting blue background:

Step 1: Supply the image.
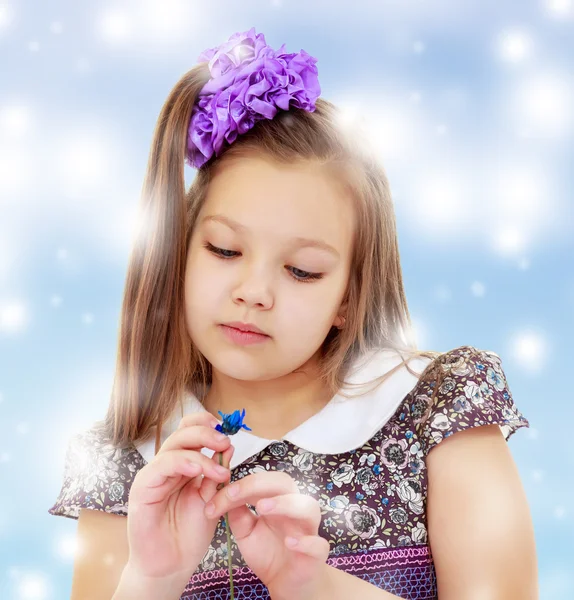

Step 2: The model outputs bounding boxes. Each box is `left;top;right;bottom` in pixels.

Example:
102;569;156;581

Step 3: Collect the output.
0;1;572;598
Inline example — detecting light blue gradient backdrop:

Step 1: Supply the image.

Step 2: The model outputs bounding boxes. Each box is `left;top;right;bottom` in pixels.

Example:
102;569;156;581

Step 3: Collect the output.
0;1;572;598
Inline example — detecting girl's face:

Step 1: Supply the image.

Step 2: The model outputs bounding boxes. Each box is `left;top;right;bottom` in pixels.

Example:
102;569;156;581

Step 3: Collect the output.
184;154;356;381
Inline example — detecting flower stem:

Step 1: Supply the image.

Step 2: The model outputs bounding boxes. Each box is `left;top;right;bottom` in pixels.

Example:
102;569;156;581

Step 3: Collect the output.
217;451;235;600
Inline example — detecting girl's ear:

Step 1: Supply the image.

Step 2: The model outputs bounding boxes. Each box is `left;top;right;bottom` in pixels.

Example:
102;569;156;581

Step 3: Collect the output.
333;294;349;328
334;304;347;328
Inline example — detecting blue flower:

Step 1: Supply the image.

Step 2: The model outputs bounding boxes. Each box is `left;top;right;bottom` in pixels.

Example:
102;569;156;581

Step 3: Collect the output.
373;465;381;475
215;409;252;436
382;498;389;505
326;482;334;490
405;430;413;439
356;492;364;500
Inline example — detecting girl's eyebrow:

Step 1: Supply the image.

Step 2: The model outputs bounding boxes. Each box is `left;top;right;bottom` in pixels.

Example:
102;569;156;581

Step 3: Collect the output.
201;214;340;258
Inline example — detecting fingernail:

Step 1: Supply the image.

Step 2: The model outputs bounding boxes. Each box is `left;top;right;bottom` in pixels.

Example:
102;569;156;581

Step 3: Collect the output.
285;536;299;548
227;484;240;498
204;502;215;517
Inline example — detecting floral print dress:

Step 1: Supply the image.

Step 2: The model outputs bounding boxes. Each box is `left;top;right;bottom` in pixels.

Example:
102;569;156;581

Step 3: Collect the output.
49;345;529;599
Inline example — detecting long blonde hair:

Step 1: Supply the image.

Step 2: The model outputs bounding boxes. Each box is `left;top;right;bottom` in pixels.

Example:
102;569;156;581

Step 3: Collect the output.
99;63;445;451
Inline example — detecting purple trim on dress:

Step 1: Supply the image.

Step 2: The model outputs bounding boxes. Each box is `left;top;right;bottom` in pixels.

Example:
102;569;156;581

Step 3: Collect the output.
181;545;437;600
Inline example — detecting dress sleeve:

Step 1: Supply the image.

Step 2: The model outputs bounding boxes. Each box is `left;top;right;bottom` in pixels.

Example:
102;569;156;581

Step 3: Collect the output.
48;423;147;520
413;345;530;456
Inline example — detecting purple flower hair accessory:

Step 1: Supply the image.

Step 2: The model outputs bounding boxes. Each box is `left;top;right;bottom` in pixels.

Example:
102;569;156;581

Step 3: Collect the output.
186;27;321;169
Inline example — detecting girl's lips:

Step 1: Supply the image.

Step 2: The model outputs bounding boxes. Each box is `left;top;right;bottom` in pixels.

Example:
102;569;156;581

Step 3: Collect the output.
219;325;270;346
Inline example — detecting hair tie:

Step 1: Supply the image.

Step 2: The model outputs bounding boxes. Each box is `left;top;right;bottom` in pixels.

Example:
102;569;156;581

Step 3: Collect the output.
186;27;321;169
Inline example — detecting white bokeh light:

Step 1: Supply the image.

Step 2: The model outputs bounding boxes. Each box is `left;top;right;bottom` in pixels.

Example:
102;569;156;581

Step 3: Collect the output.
139;0;195;40
0;300;29;334
16;572;51;600
16;422;30;435
433;285;452;302
531;469;544;483
55;533;82;562
413;40;426;54
544;0;573;17
357;93;426;163
54;136;111;198
527;427;539;440
0;105;32;137
409;91;422;104
406;316;429;349
50;21;64;35
0;147;30;198
43;121;131;240
511;72;573;138
490;165;554;238
497;28;534;63
410;172;470;234
510;331;549;371
335;102;363;131
0;4;14;31
50;294;63;308
82;312;95;325
470;281;486;297
96;0;203;48
0;235;14;282
333;99;373;157
491;226;529;257
93;193;140;264
97;7;133;43
76;56;91;73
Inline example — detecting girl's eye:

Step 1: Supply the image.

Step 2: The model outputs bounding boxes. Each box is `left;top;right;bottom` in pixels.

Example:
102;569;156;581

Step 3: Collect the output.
205;243;238;259
203;242;324;283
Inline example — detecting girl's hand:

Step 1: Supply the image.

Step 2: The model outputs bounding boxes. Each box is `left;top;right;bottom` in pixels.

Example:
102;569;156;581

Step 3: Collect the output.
204;471;331;600
126;412;235;581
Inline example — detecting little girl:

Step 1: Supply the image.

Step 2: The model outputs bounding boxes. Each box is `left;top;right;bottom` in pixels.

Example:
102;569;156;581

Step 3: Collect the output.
49;28;538;600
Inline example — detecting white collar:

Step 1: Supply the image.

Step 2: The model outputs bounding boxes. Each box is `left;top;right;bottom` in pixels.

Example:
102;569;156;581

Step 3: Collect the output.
135;349;434;470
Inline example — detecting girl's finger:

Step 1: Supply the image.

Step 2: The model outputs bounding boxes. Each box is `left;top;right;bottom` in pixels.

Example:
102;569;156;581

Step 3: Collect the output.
133;449;220;505
199;444;234;502
255;493;321;534
218;503;257;537
285;534;331;561
207;473;300;520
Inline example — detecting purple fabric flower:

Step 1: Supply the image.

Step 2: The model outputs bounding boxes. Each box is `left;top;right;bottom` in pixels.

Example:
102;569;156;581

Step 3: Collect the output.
186;27;321;169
